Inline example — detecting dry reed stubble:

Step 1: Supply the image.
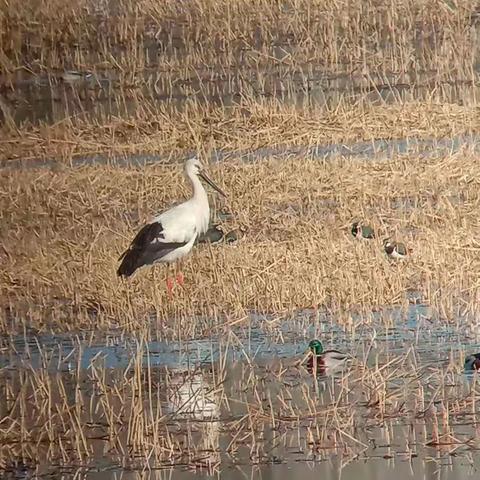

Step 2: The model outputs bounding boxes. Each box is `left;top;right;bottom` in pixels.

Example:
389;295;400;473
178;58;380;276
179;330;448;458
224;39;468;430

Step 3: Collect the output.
1;101;479;165
2;150;480;334
1;0;477;79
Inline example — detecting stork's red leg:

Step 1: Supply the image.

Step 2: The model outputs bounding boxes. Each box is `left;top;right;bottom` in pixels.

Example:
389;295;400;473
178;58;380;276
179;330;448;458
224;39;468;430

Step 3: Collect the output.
166;277;174;297
174;260;184;286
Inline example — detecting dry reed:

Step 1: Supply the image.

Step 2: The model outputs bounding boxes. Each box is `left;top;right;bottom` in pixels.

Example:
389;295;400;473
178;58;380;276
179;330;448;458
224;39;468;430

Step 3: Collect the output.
2;149;480;335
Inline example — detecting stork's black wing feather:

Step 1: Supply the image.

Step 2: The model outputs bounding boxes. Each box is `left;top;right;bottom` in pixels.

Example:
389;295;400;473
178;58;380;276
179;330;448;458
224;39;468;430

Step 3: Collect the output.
117;221;187;277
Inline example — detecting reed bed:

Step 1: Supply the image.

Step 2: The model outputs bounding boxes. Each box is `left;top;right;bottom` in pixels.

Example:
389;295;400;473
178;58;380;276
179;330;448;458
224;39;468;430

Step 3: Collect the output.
1;100;480;165
0;331;478;473
1;0;478;79
1;0;480;127
2;0;480;476
2;148;480;335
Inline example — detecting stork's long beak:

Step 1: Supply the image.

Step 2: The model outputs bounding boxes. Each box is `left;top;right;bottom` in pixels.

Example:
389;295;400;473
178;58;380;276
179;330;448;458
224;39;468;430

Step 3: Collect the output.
199;171;227;197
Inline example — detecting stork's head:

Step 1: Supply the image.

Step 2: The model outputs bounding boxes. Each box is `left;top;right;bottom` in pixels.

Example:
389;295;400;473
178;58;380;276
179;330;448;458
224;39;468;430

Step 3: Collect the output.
185;156;203;176
185;156;227;197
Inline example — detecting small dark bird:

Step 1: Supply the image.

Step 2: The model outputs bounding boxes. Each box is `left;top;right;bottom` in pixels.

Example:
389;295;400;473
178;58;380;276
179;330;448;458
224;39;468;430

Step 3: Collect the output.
197;225;242;245
224;228;241;244
351;221;375;240
383;238;407;259
197;224;225;244
465;353;480;372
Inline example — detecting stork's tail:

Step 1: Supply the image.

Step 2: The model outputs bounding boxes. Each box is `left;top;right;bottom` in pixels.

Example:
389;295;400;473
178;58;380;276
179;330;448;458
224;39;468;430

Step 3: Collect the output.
117;249;138;277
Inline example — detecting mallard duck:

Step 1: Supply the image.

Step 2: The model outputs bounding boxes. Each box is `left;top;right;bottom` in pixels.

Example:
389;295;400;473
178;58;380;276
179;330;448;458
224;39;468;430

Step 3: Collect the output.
197;224;242;245
197;224;225;244
383;238;407;259
61;70;93;83
303;339;350;375
224;228;242;244
351;221;375;240
465;353;480;372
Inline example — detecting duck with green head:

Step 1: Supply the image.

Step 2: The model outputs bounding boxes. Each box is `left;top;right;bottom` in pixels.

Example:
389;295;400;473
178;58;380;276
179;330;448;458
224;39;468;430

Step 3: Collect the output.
197;224;243;245
304;339;350;375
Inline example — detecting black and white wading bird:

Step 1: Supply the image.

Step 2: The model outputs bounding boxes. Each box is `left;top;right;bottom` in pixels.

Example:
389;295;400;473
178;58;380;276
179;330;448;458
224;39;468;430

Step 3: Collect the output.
117;157;226;293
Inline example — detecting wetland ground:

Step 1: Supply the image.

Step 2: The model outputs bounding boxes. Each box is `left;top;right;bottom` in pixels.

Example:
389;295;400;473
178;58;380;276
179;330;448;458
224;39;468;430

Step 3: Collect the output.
2;0;480;478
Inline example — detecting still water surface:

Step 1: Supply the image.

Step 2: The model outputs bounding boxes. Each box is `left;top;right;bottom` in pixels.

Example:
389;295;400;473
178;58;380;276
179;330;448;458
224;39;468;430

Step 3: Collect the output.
28;456;480;480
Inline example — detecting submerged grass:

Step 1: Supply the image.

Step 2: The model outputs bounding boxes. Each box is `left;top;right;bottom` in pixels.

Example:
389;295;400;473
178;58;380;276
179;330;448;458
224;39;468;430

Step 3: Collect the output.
2;148;480;335
0;331;479;472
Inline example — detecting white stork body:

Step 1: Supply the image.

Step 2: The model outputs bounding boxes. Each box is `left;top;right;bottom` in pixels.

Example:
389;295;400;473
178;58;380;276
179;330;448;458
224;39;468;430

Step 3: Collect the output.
117;157;225;278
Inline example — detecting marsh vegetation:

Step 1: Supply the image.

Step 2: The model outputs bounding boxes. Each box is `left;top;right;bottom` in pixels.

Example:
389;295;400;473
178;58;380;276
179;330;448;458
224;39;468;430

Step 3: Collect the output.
1;0;480;478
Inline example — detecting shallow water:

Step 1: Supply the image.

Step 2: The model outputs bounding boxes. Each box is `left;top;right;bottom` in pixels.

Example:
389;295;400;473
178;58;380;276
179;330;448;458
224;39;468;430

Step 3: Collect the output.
8;454;480;479
2;133;480;171
2;305;480;478
2;67;479;126
1;302;478;372
63;456;480;480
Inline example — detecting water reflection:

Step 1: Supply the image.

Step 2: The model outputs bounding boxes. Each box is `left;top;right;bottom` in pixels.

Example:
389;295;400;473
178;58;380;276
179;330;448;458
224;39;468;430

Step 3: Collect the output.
1;306;480;479
166;371;219;420
57;455;480;480
2;69;480;125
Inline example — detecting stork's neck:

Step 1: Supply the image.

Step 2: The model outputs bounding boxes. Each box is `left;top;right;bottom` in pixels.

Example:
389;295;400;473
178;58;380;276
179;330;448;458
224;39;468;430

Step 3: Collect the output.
188;171;208;204
187;171;210;234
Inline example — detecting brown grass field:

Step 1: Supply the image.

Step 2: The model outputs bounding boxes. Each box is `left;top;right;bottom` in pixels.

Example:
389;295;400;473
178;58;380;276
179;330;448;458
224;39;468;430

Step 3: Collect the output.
2;133;480;336
1;0;480;476
1;0;478;79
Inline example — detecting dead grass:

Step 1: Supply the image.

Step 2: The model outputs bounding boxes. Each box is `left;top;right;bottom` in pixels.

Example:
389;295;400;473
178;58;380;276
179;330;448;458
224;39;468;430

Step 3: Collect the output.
1;0;478;78
1;0;480;474
2;148;480;335
1;101;479;165
1;0;479;128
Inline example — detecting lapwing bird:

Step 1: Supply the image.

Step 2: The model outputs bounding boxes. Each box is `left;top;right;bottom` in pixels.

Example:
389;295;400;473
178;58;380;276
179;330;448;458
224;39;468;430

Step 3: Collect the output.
465;353;480;372
303;339;350;376
117;157;226;293
351;221;375;240
383;238;407;259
